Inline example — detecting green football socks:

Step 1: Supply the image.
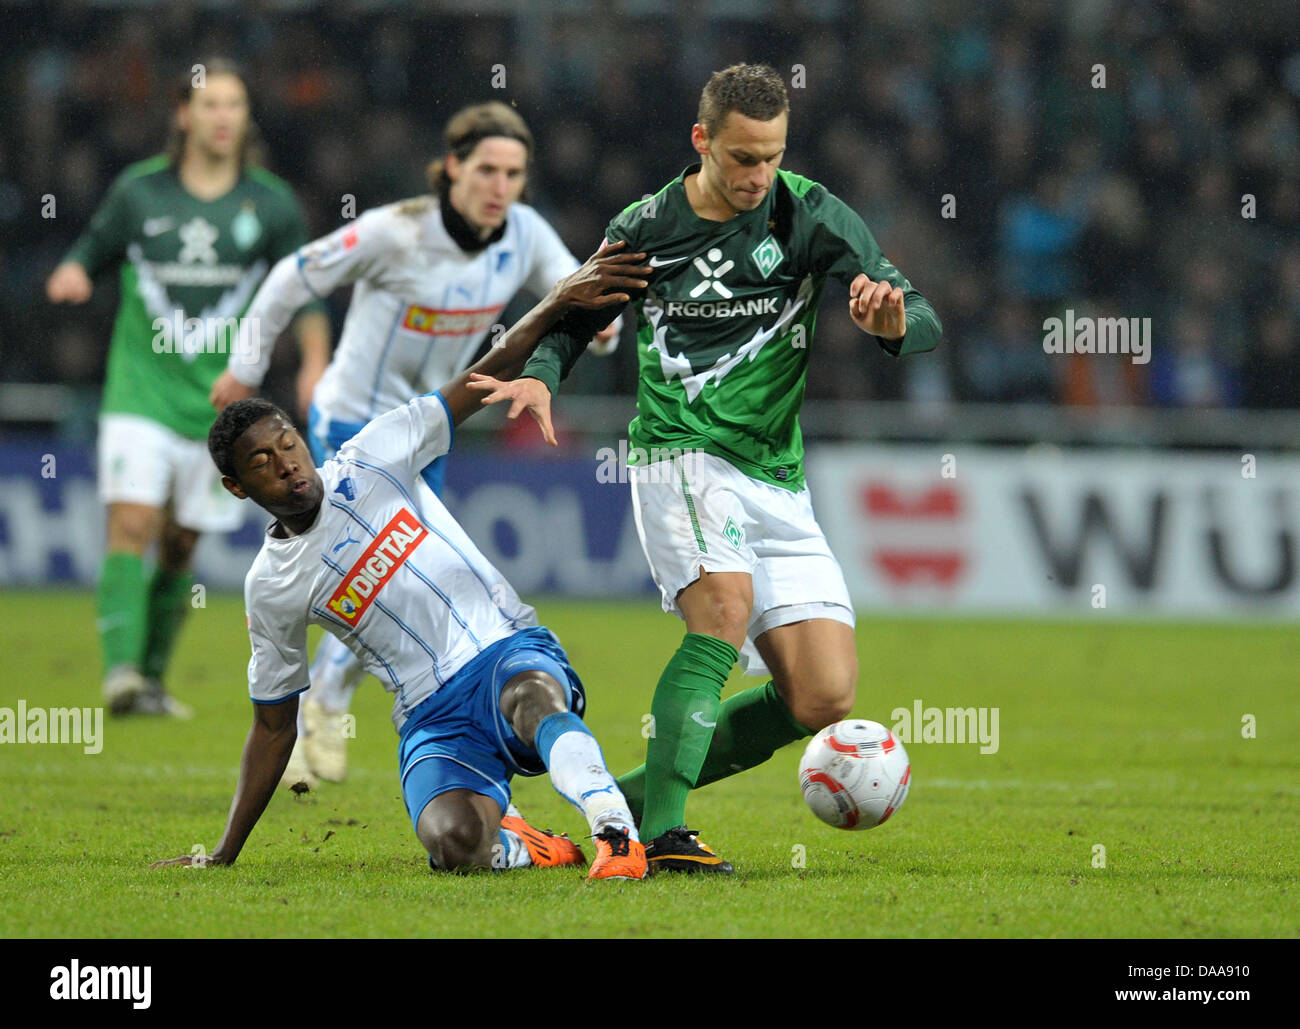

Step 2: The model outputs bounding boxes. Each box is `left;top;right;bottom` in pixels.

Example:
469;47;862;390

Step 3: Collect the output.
96;552;148;674
639;633;737;841
621;677;811;827
142;567;193;681
693;678;811;788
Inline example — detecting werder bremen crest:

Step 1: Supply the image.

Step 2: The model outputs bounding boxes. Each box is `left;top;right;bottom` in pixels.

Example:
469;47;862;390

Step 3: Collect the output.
750;235;784;279
231;202;262;251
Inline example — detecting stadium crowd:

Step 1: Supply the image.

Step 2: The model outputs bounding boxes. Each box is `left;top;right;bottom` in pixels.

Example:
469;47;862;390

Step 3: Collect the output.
4;0;1298;419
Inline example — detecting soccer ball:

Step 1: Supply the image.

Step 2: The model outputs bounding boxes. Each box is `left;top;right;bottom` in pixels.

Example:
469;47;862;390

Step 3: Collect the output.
798;719;911;830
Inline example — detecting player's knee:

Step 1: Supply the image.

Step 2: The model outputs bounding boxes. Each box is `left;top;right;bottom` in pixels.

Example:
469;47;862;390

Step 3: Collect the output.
499;670;566;749
784;661;857;732
158;524;200;572
107;505;159;553
679;571;753;638
682;587;751;645
417;801;495;871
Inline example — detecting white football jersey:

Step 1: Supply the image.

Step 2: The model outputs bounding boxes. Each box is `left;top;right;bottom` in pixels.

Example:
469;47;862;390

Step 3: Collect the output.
242;392;538;731
230;196;611;424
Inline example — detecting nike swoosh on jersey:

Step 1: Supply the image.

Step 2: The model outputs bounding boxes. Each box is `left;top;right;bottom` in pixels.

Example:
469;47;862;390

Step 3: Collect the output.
691;711;718;728
143;218;174;237
648;255;689;267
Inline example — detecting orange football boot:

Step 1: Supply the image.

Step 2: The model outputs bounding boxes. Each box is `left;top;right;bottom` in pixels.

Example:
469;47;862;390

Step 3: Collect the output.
500;813;586;868
588;827;647;881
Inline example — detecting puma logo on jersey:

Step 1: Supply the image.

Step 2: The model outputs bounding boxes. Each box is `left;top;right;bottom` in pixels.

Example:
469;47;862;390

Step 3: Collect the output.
327;510;426;623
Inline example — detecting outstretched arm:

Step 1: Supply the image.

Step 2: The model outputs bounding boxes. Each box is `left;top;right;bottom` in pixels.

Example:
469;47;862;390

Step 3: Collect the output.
151;695;299;868
292;310;332;419
211;211;393;411
47;170;133;303
439;243;649;430
210;250;327;410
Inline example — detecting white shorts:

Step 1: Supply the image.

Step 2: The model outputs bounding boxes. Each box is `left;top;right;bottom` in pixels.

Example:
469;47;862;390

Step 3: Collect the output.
629;450;854;675
97;413;245;533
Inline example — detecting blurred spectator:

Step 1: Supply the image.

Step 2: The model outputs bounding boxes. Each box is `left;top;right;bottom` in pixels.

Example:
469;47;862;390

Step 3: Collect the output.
1149;309;1239;408
1242;309;1300;408
1077;174;1148;305
998;169;1085;303
964;300;1054;403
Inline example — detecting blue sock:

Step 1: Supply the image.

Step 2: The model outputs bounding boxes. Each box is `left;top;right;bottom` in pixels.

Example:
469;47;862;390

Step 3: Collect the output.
533;711;591;768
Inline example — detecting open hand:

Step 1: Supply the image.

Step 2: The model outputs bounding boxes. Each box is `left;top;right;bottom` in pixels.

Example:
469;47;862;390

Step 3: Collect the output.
467;374;556;446
150;851;227;869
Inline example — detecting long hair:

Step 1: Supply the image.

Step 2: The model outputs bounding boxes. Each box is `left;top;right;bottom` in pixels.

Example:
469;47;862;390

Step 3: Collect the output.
165;57;266;169
424;102;533;200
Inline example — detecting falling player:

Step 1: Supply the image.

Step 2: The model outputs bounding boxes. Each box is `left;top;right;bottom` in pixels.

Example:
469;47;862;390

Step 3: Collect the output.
476;64;942;872
154;244;652;879
45;58;329;717
209;102;621;789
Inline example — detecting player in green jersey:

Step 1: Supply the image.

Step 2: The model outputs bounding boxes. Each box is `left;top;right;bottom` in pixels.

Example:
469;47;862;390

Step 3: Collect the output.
46;59;329;717
474;64;942;872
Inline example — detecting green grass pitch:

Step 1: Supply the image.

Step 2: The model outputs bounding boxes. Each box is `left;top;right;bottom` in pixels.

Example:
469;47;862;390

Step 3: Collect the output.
0;591;1296;938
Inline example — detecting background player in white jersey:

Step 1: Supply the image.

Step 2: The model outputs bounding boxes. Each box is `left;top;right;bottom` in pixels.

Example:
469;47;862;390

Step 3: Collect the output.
209;102;620;788
154;244;652;879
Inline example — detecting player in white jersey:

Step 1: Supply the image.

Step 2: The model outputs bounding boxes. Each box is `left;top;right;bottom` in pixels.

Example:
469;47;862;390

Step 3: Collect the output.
209;103;621;787
155;244;653;879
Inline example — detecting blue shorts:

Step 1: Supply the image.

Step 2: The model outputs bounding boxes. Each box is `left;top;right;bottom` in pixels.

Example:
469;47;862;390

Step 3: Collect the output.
396;626;587;831
308;403;447;496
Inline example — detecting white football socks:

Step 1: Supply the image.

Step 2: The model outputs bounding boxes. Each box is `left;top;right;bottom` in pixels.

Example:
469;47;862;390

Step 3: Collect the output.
544;729;639;842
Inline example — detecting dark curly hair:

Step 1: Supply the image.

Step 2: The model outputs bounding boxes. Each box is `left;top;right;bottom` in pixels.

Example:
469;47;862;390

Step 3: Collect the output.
697;63;789;137
208;397;288;480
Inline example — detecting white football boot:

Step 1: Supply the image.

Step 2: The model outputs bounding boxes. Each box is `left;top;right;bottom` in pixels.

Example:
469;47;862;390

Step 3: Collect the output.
302;696;348;783
103;665;146;716
281;736;319;792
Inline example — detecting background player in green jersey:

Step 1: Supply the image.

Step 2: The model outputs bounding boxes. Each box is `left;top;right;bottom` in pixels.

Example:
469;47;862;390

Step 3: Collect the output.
475;64;942;872
45;59;329;717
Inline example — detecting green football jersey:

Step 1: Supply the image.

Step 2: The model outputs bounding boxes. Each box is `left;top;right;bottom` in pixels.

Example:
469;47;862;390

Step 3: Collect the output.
521;165;941;490
65;156;312;440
